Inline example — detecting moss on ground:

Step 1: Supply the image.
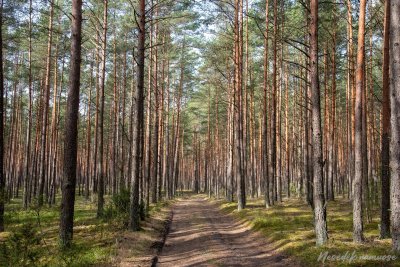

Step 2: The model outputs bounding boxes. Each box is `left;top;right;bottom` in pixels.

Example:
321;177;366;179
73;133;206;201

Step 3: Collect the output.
218;197;399;267
0;195;172;267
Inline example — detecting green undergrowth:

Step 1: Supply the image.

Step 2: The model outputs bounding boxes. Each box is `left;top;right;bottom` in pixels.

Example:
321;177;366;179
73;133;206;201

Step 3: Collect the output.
218;197;399;267
0;193;172;267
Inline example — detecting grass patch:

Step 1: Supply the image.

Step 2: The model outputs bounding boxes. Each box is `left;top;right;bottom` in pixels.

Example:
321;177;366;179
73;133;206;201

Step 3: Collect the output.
218;197;399;267
0;194;172;266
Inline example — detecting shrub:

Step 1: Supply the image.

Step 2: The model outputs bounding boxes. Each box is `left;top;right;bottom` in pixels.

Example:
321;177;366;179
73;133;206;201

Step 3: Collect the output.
103;188;131;225
0;223;42;266
112;188;130;214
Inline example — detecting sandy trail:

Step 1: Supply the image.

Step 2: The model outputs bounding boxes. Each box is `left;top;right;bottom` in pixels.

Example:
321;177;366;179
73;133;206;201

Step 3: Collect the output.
156;196;296;267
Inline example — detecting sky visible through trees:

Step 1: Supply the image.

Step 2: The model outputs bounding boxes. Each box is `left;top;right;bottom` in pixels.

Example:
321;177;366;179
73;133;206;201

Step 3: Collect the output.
0;0;400;265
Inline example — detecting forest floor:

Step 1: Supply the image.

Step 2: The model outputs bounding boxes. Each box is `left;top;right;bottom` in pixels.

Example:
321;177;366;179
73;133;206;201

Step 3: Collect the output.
216;196;400;267
156;195;296;267
0;195;173;266
1;194;399;266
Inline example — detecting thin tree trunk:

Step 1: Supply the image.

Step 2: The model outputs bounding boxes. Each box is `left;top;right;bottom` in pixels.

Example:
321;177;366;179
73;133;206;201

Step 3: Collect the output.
328;30;337;201
97;0;108;217
285;66;290;198
0;0;4;232
92;31;100;197
23;0;33;209
172;41;184;198
263;0;270;208
346;0;354;199
271;0;278;203
144;8;153;212
38;1;54;206
85;57;93;200
227;56;234;202
120;38;128;191
112;30;118;196
380;0;391;239
152;6;159;203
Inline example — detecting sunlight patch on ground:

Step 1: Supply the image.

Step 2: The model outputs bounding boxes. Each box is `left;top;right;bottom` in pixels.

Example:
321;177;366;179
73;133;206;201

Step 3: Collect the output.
1;196;173;266
217;197;399;267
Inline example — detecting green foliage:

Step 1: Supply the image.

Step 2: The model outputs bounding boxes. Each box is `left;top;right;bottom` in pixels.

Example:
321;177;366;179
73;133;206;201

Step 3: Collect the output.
112;188;130;214
57;242;112;267
103;189;131;225
221;198;398;267
0;223;42;267
2;196;116;266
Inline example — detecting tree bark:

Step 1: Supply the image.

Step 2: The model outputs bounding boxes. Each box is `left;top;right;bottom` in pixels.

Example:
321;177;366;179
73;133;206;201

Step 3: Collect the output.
59;0;83;247
310;0;328;246
390;0;400;251
346;0;355;199
353;0;367;243
38;0;54;206
380;0;391;239
234;0;246;211
85;57;93;200
23;0;33;209
152;5;159;203
130;0;146;231
263;0;270;208
0;0;4;232
227;57;234;202
97;0;108;218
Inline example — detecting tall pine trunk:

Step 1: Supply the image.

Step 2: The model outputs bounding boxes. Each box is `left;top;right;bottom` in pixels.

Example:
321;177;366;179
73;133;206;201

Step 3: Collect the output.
59;0;83;247
310;0;328;246
97;0;108;217
23;0;33;209
263;0;270;208
390;0;400;251
380;0;391;239
130;0;146;231
353;0;367;243
38;1;54;206
235;0;245;211
0;0;4;232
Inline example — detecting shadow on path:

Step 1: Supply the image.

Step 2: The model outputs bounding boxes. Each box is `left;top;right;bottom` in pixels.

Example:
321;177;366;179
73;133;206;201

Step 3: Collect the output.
157;196;297;267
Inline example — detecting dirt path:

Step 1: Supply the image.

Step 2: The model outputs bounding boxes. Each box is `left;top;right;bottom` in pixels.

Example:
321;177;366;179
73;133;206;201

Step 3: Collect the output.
156;196;296;267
